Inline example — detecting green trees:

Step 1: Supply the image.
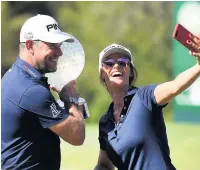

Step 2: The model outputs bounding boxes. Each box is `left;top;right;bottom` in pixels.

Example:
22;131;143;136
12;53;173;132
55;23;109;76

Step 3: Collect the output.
1;1;173;122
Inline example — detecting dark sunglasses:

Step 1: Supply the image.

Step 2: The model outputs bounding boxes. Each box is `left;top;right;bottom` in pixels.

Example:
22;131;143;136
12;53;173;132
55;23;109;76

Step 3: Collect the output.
42;41;62;49
102;58;130;68
33;40;62;49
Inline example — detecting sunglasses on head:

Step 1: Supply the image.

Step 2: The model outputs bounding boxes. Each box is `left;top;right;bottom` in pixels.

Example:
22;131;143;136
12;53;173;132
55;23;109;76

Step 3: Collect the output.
102;58;130;68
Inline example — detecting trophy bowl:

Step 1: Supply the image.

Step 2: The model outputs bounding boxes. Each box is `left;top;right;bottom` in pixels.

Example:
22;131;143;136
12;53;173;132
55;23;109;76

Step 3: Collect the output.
45;34;85;90
45;34;89;119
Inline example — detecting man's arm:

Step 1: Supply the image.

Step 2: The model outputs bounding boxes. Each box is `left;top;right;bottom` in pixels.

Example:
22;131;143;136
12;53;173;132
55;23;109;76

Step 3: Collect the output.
49;103;85;146
94;150;115;170
49;81;85;146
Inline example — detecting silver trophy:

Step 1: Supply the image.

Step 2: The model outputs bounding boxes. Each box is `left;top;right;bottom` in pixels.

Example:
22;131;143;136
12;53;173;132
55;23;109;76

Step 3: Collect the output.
45;34;89;119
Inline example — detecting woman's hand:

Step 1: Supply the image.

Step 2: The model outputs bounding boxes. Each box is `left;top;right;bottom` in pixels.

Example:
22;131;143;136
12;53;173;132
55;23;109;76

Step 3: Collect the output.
189;34;200;65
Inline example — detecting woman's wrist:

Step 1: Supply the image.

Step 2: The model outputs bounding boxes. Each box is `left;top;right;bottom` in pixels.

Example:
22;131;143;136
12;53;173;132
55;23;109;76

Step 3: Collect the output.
195;63;200;73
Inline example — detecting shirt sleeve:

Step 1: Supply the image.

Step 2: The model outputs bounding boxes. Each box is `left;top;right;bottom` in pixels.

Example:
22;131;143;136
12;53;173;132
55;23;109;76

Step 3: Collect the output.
137;84;168;112
19;84;69;128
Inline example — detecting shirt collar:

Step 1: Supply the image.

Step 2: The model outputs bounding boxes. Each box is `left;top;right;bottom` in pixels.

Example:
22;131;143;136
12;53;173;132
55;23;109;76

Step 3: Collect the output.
106;86;138;121
14;57;44;80
127;86;138;96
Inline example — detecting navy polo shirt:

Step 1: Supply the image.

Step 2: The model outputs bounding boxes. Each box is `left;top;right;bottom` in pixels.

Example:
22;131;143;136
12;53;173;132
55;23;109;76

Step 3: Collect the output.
1;57;69;170
98;86;176;170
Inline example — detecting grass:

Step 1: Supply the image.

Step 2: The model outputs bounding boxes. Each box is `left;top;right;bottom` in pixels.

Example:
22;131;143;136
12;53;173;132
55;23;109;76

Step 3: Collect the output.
60;123;200;170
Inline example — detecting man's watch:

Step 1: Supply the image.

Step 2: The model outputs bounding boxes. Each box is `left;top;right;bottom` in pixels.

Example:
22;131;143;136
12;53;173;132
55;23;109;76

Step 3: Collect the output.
65;97;79;105
57;97;90;119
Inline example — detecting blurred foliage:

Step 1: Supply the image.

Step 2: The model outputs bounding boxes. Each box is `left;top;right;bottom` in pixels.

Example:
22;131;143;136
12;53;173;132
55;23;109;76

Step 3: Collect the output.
1;1;173;123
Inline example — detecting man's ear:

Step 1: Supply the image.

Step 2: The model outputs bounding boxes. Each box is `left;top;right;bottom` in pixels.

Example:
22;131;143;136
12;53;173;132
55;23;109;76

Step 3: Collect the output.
25;40;34;52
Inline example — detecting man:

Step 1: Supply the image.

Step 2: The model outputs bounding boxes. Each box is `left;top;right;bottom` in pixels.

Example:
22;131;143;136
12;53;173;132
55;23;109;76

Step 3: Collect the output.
1;14;85;170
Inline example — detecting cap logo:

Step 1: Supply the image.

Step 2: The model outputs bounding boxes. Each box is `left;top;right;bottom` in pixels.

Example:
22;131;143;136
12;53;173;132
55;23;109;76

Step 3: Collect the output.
46;24;59;32
24;32;33;40
103;44;127;53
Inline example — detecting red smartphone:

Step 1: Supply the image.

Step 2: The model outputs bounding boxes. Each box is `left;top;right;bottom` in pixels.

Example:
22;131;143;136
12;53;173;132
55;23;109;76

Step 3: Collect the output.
172;24;197;52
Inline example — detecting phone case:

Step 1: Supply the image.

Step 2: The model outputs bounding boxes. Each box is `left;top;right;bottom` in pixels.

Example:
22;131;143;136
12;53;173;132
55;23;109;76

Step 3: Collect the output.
172;24;197;52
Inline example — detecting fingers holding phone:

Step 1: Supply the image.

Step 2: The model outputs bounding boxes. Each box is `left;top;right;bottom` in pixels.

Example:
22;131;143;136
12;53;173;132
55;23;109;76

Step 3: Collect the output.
188;34;200;53
189;36;200;65
190;34;200;45
173;24;200;62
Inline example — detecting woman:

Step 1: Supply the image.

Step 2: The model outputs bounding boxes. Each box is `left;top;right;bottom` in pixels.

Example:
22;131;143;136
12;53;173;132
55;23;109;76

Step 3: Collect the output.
94;35;200;170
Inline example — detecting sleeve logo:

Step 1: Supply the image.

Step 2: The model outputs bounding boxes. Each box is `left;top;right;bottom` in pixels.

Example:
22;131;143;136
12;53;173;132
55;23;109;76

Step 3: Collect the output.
50;103;61;117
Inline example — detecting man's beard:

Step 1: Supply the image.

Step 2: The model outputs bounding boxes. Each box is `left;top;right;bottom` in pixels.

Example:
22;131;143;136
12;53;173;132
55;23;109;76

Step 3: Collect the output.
35;57;57;74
